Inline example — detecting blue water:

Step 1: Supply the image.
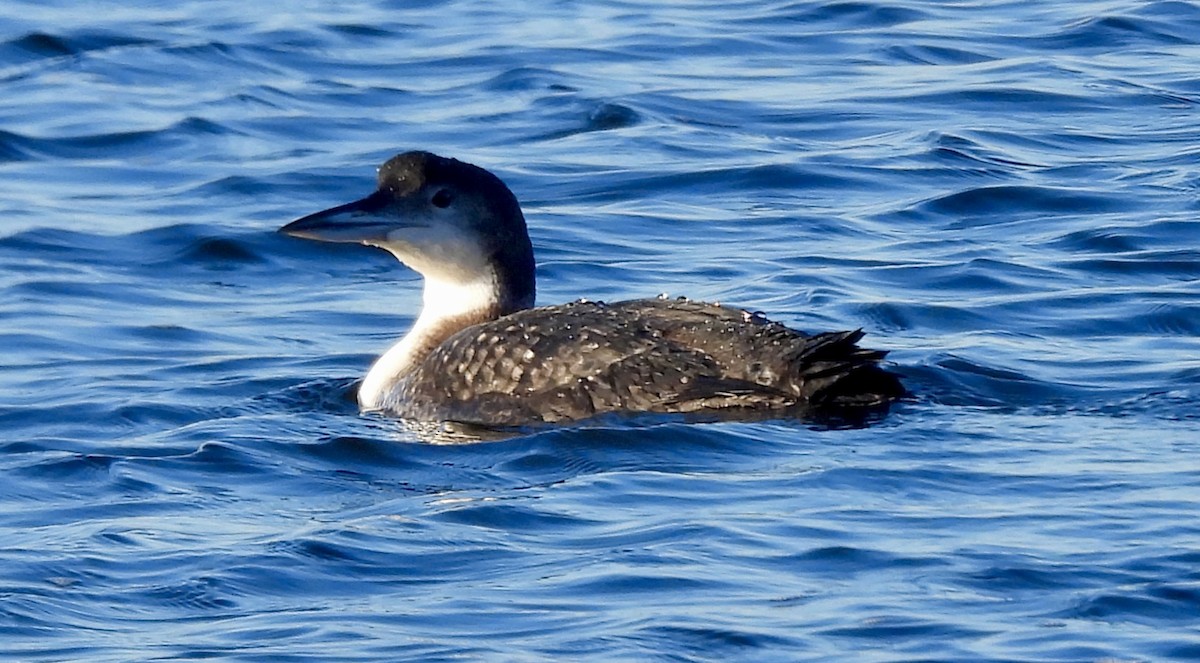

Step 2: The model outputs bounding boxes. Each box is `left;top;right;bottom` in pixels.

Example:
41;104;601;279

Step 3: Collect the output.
2;0;1199;660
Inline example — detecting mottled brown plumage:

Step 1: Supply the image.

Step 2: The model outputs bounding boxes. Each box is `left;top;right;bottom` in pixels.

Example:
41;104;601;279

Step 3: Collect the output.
392;298;902;424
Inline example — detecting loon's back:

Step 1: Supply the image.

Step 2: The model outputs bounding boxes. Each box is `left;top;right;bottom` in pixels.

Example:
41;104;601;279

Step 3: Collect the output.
381;298;904;425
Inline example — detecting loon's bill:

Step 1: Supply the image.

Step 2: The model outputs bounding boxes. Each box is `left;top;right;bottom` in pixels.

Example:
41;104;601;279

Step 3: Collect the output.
281;191;402;243
282;151;904;426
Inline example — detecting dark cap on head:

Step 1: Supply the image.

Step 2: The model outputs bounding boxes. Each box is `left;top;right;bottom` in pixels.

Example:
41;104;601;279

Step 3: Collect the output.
376;151;511;201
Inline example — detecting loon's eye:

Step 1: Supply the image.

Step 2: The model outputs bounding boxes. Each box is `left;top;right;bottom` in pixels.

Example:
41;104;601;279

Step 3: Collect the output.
431;189;453;208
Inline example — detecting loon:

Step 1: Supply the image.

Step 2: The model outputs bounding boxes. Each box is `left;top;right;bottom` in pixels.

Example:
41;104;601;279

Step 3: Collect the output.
281;151;904;426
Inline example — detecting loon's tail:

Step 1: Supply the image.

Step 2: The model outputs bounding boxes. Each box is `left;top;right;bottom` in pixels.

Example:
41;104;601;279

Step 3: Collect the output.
795;330;906;407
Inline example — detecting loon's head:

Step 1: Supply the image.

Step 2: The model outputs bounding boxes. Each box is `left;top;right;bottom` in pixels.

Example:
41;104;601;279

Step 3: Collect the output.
281;151;535;312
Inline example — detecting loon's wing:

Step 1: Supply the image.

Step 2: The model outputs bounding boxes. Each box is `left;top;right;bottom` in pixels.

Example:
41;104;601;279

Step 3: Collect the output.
401;298;899;425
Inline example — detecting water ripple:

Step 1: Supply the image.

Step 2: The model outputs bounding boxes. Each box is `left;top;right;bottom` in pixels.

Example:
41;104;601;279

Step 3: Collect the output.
2;1;1200;661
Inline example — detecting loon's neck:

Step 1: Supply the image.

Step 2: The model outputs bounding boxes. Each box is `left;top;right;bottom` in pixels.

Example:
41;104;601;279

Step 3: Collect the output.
358;270;532;410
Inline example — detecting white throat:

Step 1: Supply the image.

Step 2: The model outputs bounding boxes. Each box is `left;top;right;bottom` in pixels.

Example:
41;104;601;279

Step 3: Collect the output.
359;273;499;410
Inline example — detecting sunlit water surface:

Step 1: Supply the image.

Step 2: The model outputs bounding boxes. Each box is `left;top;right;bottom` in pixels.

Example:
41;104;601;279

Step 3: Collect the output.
2;1;1199;660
